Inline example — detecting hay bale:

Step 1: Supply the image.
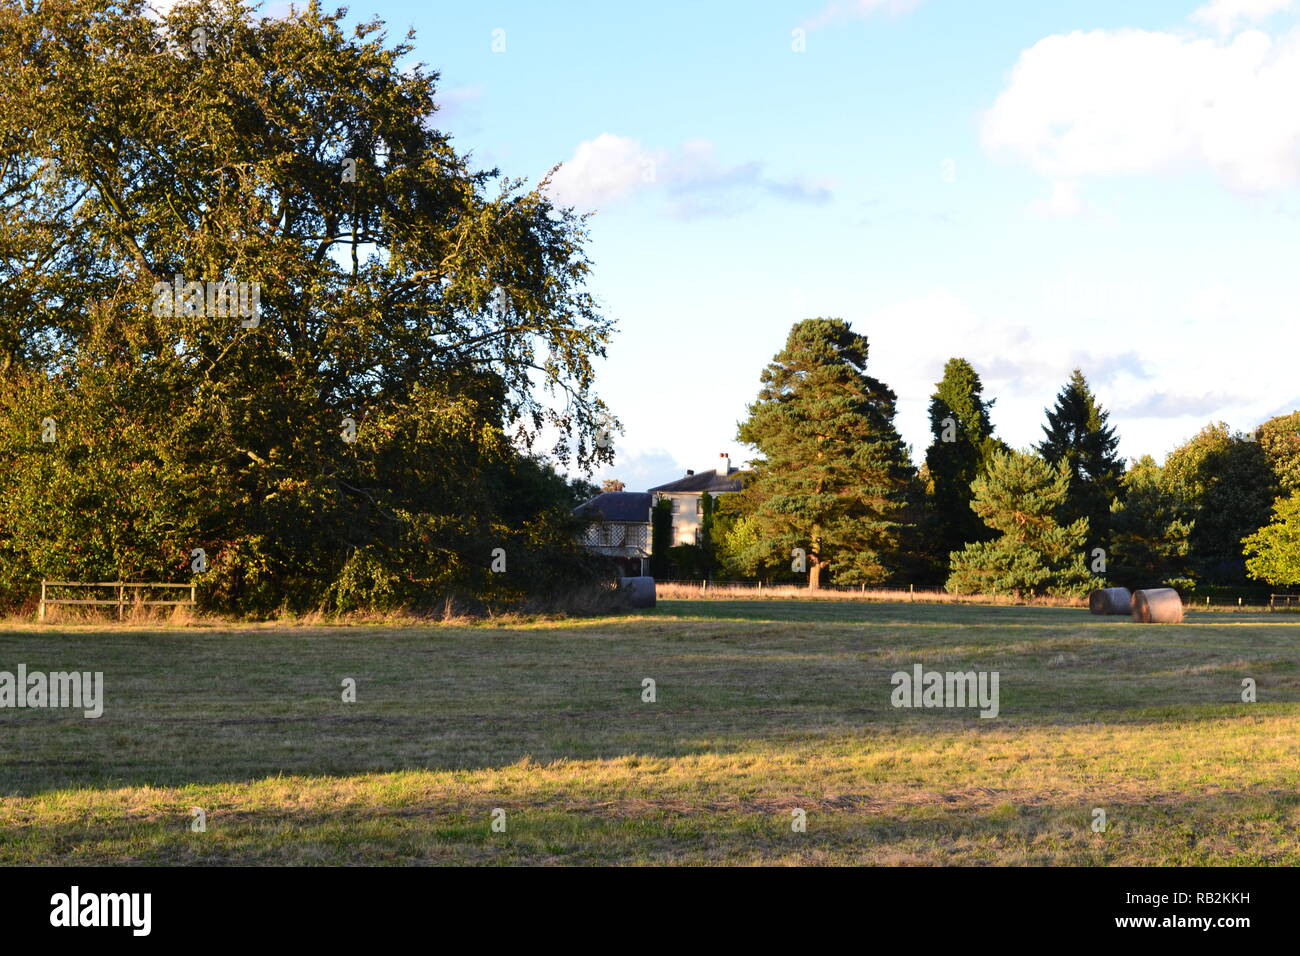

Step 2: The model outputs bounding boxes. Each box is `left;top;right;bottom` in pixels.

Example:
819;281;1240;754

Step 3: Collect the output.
620;576;656;609
1089;587;1132;615
1132;587;1184;624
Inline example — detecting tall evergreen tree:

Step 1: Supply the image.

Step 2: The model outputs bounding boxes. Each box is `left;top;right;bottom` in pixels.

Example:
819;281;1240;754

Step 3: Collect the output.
922;358;1004;575
735;318;914;588
946;449;1098;599
1037;370;1124;543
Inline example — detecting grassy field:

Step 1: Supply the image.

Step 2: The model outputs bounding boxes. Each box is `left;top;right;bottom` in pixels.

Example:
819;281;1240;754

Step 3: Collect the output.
1;600;1297;865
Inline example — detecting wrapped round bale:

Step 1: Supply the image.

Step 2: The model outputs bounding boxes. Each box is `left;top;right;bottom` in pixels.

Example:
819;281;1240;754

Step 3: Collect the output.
1132;588;1184;624
620;576;656;609
1089;587;1132;615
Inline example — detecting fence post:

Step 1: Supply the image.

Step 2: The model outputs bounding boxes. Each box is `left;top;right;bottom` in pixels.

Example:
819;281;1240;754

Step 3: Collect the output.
39;580;45;622
909;583;914;602
118;583;124;621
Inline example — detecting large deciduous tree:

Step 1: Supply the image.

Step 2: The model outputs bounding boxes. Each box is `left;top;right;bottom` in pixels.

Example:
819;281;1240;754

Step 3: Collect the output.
1242;492;1300;588
733;318;914;588
1161;423;1276;585
1256;410;1300;493
0;0;614;612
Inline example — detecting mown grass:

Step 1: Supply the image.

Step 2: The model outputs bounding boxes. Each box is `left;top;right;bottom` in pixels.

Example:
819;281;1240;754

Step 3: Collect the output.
0;601;1297;865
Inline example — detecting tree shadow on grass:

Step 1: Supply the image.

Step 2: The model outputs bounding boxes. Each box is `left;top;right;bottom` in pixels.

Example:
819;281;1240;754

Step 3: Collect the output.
1;783;1295;865
0;613;1297;797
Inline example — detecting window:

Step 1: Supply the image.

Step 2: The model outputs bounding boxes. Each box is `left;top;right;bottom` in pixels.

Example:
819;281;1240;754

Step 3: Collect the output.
695;499;703;515
670;499;680;514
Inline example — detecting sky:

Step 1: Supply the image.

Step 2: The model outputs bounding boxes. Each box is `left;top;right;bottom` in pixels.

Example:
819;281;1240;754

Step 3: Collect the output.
266;0;1300;489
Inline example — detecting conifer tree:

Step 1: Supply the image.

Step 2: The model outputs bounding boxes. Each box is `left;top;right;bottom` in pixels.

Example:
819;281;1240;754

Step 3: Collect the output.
735;318;914;588
1037;370;1124;542
946;449;1098;598
922;358;1004;574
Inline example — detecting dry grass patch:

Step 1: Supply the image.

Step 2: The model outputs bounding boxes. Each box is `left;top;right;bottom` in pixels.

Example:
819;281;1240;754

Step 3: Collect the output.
0;600;1296;864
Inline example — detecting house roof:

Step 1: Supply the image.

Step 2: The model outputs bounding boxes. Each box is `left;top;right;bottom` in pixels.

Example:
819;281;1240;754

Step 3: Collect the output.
648;467;746;494
573;491;653;523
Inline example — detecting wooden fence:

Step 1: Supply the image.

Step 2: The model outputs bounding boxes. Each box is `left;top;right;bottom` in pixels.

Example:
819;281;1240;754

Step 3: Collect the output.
38;581;197;621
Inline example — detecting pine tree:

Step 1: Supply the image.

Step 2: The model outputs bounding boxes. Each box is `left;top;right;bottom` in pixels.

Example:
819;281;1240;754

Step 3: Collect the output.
735;318;914;588
1037;370;1124;543
946;449;1098;598
923;358;1004;575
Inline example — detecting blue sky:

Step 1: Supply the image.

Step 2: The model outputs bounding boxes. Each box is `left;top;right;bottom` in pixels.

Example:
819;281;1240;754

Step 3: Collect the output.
274;0;1300;488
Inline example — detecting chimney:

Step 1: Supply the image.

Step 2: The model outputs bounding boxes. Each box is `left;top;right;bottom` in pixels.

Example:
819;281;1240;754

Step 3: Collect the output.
685;469;694;476
718;452;730;474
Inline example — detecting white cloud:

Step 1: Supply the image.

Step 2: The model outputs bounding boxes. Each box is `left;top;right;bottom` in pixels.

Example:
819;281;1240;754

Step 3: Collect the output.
545;134;659;209
1114;390;1249;419
1192;0;1295;34
591;447;687;494
546;134;831;216
849;283;1298;462
662;139;831;218
982;27;1300;195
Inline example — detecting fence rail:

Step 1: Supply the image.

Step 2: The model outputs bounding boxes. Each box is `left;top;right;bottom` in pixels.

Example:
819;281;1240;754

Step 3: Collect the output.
38;581;197;621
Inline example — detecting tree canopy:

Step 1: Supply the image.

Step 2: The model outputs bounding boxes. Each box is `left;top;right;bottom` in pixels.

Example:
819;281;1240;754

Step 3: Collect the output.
1037;369;1123;542
1257;411;1300;493
946;448;1097;598
1242;492;1300;588
1108;455;1193;590
0;0;614;612
732;318;914;588
922;357;1004;574
1161;423;1276;585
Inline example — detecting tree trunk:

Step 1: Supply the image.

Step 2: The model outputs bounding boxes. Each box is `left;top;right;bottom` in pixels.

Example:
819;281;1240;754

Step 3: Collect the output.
809;524;822;591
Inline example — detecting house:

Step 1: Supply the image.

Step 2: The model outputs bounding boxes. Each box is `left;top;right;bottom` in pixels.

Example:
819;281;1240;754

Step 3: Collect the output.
648;453;745;546
573;453;747;574
572;491;653;577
